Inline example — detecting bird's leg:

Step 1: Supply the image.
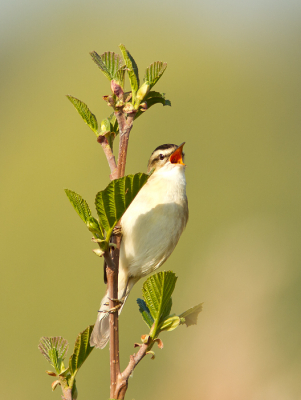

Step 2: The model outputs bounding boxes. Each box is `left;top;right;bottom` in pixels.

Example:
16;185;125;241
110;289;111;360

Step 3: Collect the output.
108;229;122;249
102;295;126;313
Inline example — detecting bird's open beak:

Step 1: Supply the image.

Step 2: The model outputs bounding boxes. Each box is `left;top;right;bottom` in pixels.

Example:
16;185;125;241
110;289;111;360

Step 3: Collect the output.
169;142;185;165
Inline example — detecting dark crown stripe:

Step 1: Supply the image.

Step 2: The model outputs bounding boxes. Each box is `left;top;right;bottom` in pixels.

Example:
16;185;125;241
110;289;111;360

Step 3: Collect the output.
152;143;177;154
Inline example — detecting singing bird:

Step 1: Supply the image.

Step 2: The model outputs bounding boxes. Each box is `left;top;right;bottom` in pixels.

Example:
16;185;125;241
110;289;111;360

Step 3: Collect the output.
90;143;188;348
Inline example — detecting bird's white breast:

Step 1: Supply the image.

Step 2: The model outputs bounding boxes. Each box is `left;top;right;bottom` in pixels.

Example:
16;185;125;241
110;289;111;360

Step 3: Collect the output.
119;164;188;278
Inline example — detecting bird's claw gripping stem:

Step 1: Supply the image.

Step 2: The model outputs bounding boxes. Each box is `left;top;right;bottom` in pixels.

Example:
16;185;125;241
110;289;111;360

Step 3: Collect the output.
104;297;125;306
98;302;123;314
113;225;123;237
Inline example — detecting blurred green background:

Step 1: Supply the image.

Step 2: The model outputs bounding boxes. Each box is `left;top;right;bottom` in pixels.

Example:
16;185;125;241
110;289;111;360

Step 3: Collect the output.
1;0;301;399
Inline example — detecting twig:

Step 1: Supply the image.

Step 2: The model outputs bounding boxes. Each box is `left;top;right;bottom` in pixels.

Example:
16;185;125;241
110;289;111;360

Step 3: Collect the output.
115;343;149;399
97;135;118;180
104;239;121;397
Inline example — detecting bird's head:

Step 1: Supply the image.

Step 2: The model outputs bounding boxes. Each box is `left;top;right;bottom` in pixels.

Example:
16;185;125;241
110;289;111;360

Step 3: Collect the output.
147;143;185;173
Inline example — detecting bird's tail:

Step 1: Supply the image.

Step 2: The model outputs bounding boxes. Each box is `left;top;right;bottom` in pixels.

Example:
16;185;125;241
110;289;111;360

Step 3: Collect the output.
90;276;137;349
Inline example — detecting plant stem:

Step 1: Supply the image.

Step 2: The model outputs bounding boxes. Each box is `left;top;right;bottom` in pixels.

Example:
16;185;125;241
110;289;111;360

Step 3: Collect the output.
97;135;118;180
115;343;149;399
104;241;121;398
106;108;135;398
115;112;135;178
62;387;73;400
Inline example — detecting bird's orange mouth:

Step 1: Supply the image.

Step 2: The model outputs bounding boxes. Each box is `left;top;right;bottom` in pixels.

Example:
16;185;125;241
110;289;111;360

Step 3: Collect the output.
169;142;185;165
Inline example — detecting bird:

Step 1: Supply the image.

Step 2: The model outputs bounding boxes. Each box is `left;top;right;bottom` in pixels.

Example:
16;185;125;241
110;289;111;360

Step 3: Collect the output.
90;143;188;349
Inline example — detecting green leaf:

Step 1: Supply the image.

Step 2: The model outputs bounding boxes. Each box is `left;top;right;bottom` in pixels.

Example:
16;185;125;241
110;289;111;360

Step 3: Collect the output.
119;44;139;102
100;116;118;151
137;298;154;328
89;51;111;81
179;303;203;327
101;51;124;83
95;173;149;242
108;113;119;135
142;271;177;338
65;189;92;224
144;61;167;89
38;337;69;374
115;66;126;88
135;91;171;119
69;325;94;379
159;315;181;332
65;190;104;239
100;118;111;133
66;95;98;135
90;51;125;87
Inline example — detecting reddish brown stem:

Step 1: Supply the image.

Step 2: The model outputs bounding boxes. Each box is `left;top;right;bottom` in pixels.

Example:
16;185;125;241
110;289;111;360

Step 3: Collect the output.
104;108;135;399
115;343;149;399
115;112;135;178
62;387;73;400
104;236;121;398
97;135;118;180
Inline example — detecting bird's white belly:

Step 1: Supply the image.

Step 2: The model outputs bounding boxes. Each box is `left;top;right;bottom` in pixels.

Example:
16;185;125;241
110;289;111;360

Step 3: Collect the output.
119;167;188;278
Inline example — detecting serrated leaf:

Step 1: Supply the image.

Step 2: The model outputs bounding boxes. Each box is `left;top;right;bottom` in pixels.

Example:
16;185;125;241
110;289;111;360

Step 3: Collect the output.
179;303;203;327
95;173;149;242
142;271;177;338
66;95;98;135
38;337;69;374
119;44;139;101
90;51;125;87
101;51;124;82
137;298;154;328
115;66;126;88
144;61;167;89
69;325;94;379
135;91;171;119
159;315;180;332
65;189;92;224
89;51;110;80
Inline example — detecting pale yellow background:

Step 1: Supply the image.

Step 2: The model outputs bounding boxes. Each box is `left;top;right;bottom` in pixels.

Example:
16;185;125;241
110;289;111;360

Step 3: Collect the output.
1;1;301;399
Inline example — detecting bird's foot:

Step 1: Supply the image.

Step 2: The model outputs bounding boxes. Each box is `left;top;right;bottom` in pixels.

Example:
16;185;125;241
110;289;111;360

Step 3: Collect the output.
113;225;123;237
108;297;124;303
103;297;124;306
98;302;123;314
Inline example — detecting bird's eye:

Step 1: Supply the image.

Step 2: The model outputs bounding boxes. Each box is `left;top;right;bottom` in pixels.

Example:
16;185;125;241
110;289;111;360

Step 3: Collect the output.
159;154;164;160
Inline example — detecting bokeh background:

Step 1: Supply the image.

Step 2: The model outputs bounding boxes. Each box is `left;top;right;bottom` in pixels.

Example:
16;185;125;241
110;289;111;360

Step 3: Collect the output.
1;0;301;399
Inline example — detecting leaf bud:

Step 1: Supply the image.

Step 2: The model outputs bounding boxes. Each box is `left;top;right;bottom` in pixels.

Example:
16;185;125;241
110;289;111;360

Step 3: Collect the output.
86;217;101;235
123;102;135;114
51;380;61;391
100;119;110;133
141;334;150;344
154;338;164;349
136;82;150;102
140;102;148;111
103;95;115;107
92;248;104;257
46;370;57;376
146;351;155;360
111;79;124;99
